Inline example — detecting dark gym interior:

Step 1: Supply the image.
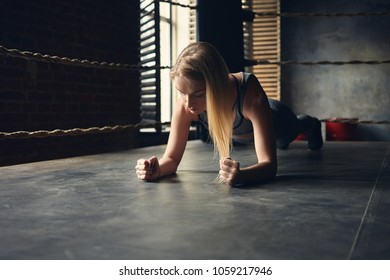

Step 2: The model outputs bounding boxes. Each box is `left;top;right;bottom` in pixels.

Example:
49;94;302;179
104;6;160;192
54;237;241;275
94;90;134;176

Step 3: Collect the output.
0;0;389;260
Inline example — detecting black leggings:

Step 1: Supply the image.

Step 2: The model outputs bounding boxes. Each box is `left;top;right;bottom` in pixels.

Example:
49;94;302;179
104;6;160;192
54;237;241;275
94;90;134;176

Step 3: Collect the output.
269;99;318;148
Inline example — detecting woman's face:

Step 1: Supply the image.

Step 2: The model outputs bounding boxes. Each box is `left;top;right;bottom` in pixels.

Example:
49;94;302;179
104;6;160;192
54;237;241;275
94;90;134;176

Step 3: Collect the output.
174;76;206;115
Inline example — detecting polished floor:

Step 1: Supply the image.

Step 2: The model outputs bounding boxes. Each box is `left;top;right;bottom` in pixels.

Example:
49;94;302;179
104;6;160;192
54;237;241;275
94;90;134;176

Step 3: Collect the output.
0;140;389;260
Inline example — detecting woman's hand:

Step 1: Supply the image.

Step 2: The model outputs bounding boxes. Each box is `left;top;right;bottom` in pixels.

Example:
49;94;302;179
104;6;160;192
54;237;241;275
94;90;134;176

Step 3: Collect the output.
135;156;161;181
218;157;241;186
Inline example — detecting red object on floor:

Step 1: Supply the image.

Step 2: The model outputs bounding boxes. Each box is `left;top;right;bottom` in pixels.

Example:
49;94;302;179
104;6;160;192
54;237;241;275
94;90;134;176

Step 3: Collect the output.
295;132;307;141
326;118;358;141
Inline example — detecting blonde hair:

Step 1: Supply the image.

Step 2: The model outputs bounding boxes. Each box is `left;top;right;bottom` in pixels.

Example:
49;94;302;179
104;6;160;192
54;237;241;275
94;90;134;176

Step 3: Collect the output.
171;42;233;159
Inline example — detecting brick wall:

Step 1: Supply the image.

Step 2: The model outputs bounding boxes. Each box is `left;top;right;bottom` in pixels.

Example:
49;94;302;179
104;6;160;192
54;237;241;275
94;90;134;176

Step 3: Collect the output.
0;0;141;166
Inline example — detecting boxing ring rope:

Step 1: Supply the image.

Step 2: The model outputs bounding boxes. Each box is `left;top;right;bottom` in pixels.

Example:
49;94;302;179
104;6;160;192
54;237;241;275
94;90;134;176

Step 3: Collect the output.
159;0;390;17
253;11;390;17
250;59;390;66
0;46;170;71
1;3;390;140
2;45;389;71
159;0;196;9
150;0;390;21
0;123;172;140
0;119;389;140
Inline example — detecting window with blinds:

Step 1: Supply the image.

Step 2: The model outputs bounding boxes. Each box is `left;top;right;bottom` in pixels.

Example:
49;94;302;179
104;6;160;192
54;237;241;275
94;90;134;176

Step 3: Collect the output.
242;0;281;100
139;0;161;131
139;0;195;132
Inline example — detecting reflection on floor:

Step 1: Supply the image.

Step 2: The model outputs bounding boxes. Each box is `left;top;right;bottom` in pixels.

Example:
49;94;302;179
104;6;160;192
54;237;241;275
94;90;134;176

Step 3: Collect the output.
0;140;389;260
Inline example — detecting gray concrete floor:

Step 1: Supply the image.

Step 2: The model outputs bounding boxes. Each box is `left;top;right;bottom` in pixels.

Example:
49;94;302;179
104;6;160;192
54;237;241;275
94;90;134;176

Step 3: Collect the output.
0;140;389;260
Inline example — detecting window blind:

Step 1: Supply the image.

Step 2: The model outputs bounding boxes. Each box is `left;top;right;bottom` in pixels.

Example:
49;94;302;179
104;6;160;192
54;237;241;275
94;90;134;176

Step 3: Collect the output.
139;0;161;131
243;0;280;100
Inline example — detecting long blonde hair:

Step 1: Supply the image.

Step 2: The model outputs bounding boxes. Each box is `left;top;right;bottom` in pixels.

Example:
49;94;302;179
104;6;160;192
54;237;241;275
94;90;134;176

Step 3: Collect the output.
171;42;233;159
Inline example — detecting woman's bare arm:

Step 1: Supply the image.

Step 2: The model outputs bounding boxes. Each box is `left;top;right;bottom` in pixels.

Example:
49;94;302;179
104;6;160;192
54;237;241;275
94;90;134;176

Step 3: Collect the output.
135;98;196;181
219;75;277;185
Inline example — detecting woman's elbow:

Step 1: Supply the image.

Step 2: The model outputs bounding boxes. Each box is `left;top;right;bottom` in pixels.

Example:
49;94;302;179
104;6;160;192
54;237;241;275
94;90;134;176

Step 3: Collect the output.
268;160;278;179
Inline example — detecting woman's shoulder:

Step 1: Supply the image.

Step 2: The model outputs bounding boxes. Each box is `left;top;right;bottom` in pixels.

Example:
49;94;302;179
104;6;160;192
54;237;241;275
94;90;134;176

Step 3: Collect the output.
229;72;242;83
229;71;266;103
241;73;269;116
230;72;259;86
174;97;200;122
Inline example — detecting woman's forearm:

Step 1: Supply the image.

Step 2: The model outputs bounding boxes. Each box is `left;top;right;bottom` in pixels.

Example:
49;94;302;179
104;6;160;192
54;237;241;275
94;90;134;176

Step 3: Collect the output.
238;161;277;185
158;156;180;178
